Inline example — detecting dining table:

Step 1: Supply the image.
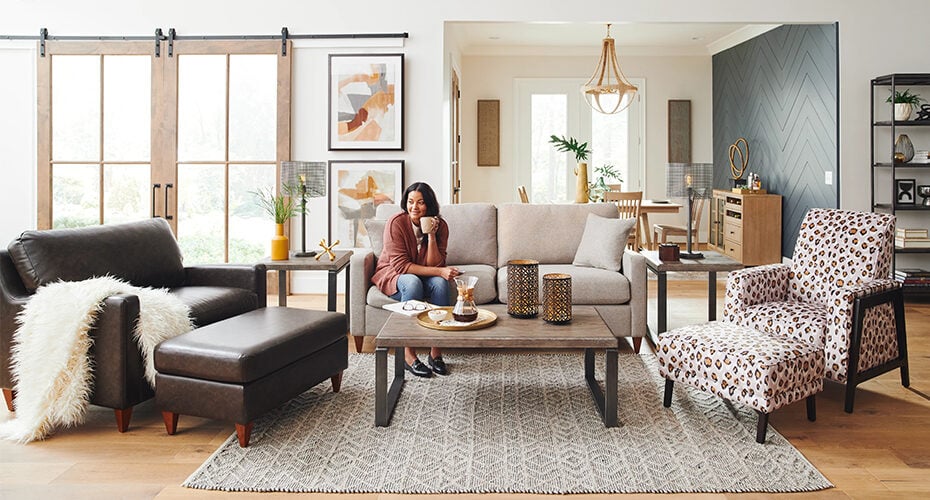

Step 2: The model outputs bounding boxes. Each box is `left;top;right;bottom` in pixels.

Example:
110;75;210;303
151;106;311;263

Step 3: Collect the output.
638;200;683;250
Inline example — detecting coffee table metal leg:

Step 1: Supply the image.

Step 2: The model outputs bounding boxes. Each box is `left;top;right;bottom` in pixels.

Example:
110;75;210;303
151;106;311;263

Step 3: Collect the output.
375;347;405;427
657;271;668;333
277;270;287;307
327;269;337;312
584;348;618;427
708;271;717;321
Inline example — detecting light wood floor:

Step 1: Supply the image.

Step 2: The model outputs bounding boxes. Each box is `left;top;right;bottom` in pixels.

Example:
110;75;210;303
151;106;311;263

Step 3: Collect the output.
1;281;927;499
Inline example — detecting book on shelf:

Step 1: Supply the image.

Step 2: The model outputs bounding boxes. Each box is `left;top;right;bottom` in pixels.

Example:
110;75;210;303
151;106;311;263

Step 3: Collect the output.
895;228;929;238
894;237;930;248
895;267;930;278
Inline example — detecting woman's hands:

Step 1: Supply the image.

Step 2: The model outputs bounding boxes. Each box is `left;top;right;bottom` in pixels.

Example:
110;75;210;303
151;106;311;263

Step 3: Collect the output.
438;266;461;281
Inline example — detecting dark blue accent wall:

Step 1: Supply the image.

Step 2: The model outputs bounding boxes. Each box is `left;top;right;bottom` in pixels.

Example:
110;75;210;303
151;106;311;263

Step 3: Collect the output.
713;24;839;258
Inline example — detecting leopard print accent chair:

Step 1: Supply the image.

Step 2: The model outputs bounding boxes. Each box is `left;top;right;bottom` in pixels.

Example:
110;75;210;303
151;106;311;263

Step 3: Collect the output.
723;208;908;412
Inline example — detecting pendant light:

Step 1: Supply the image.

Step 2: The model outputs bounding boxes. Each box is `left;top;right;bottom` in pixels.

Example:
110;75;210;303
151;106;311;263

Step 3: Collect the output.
581;24;638;115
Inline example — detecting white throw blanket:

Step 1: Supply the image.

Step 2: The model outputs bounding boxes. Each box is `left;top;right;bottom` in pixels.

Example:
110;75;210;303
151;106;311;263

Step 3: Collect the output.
0;276;193;443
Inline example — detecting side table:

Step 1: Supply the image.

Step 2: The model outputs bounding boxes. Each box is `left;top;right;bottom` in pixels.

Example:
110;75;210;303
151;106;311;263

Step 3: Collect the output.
262;250;353;312
641;250;743;342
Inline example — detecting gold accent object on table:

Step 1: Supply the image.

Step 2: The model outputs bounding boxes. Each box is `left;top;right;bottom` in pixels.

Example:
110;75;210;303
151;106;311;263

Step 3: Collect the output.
316;239;339;261
507;259;539;318
728;137;749;190
542;273;572;324
416;307;498;331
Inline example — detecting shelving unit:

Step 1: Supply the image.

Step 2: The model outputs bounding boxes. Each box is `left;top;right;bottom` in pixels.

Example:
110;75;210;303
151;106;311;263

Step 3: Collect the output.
707;189;782;265
871;73;930;297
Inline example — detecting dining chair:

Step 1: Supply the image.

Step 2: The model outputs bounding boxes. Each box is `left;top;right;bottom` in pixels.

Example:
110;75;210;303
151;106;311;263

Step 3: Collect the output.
653;197;705;251
604;190;642;249
517;185;529;203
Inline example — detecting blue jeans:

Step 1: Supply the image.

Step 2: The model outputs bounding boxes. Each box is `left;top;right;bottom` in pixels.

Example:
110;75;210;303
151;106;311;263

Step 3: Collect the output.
389;274;451;306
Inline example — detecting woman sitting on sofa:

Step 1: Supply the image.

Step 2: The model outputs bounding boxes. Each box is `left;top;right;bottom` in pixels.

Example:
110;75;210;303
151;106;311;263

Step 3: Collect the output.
371;182;461;377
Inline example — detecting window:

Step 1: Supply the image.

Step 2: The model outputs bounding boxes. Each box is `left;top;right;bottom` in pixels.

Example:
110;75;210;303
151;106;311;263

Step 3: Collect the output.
515;78;644;203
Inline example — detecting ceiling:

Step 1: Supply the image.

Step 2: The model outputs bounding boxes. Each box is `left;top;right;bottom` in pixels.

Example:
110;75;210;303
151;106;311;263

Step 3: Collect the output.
448;22;781;56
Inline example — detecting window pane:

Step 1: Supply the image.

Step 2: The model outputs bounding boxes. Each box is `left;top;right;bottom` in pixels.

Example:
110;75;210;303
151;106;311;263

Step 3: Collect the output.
178;55;226;161
177;164;225;264
229;164;275;263
229;55;276;161
591;109;629;188
52;56;100;161
104;56;151;161
52;164;99;228
103;164;151;225
531;94;568;203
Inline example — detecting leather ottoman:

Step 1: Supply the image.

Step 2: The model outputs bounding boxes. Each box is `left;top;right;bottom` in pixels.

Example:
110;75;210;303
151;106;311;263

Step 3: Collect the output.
154;307;348;447
656;321;824;443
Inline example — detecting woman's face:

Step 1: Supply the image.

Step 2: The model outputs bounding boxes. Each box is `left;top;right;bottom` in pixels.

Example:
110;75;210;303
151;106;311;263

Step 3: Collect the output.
406;190;427;223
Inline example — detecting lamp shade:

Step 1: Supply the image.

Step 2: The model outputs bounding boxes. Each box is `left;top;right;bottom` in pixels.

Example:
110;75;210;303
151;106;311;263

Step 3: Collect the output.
666;163;714;200
581;24;638;115
281;161;326;197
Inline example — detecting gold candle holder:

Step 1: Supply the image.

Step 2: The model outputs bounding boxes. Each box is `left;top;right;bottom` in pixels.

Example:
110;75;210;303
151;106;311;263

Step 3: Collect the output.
542;273;572;324
507;259;539;318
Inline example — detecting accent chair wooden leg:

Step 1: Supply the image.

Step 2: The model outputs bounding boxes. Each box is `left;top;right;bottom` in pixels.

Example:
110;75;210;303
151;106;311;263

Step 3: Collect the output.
632;337;643;354
162;411;179;435
331;371;343;393
755;411;769;444
235;422;254;447
114;407;133;433
663;379;674;408
806;395;816;422
353;335;364;353
2;388;14;412
844;377;857;414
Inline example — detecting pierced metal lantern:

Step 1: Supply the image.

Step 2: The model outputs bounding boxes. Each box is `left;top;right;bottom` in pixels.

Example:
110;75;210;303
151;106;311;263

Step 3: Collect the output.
507;259;539;318
542;273;572;324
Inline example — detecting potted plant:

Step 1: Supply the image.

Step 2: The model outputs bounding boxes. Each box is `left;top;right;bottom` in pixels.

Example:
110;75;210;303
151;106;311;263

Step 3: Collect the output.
588;164;623;202
549;134;592;203
887;89;925;121
253;184;300;260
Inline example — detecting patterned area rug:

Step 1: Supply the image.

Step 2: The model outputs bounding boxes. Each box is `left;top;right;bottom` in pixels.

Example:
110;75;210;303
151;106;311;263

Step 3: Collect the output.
184;352;831;494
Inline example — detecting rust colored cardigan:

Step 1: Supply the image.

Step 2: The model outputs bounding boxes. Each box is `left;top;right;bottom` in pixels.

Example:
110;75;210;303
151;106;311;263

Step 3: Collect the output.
372;212;449;296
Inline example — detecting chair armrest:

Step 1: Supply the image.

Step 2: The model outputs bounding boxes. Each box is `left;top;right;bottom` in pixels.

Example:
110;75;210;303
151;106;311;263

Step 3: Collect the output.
184;264;267;308
723;263;790;320
87;293;146;409
622;250;647;338
349;250;376;337
825;278;901;381
1;250;31;389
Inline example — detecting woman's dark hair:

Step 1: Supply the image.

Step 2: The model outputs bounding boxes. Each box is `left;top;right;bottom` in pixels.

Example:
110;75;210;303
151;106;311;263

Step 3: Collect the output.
401;182;440;217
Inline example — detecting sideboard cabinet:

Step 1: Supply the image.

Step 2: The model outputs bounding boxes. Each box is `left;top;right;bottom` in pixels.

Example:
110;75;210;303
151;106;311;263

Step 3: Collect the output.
708;189;782;265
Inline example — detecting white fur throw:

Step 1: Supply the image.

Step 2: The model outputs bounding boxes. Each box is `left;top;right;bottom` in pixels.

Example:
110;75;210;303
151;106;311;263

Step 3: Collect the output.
0;276;192;443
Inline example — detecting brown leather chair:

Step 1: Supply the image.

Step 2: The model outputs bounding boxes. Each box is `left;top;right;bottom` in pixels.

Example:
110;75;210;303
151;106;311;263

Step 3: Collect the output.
0;219;266;432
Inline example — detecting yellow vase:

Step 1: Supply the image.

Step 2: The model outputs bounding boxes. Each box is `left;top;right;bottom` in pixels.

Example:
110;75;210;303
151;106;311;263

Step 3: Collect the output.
574;162;590;203
271;223;289;261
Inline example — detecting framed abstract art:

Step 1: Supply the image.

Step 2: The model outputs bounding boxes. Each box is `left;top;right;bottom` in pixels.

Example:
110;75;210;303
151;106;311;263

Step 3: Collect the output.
328;160;404;249
328;53;404;150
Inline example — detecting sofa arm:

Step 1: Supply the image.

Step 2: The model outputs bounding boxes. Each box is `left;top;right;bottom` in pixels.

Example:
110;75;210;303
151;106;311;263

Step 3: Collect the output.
1;250;31;389
622;250;647;339
349;250;376;337
88;293;148;410
825;278;901;382
184;264;267;308
722;263;790;321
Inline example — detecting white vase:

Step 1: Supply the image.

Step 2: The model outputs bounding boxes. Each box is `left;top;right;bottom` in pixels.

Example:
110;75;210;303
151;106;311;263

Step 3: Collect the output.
894;103;913;121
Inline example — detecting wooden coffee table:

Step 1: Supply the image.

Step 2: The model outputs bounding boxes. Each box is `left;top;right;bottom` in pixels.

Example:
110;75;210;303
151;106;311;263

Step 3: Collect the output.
374;304;618;427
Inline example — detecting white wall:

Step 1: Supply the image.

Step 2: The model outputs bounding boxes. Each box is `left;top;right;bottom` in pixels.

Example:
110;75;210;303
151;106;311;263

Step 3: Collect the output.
459;54;712;233
0;45;36;245
3;0;930;246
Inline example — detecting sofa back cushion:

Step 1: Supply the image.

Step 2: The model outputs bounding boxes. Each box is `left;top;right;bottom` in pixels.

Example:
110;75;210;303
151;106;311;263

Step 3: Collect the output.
8;218;186;293
497;203;618;266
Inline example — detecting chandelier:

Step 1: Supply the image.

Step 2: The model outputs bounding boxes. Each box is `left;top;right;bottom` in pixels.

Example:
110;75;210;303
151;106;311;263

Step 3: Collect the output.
581;24;638;114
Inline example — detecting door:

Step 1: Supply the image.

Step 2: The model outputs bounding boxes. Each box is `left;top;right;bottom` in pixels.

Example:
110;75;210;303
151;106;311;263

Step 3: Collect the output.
450;68;462;203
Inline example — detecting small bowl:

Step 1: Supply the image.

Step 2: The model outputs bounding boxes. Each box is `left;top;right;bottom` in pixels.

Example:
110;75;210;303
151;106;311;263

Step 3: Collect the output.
427;309;447;323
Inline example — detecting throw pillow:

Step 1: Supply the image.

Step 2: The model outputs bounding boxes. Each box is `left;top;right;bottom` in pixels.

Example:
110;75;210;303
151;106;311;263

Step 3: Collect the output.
572;213;636;272
364;219;387;257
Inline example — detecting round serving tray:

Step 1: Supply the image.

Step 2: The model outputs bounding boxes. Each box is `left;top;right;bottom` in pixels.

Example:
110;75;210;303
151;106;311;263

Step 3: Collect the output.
416;306;498;331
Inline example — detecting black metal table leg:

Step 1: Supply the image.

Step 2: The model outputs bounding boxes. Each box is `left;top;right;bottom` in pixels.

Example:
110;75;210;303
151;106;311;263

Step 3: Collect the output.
277;269;287;307
708;270;717;321
327;269;337;312
375;347;405;427
584;348;618;427
658;271;668;333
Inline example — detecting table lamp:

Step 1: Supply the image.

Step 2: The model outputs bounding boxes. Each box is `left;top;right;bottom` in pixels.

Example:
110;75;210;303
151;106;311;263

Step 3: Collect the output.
281;161;327;258
665;162;713;259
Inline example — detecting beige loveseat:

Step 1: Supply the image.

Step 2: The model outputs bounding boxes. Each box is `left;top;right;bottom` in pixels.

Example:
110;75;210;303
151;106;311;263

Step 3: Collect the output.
348;202;647;352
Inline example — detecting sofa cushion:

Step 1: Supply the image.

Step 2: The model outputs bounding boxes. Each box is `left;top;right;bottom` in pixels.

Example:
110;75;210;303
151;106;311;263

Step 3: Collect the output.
8;218;185;293
169;286;260;328
497;264;631;305
497;203;618;267
364;219;387;258
441;203;497;267
573;214;636;272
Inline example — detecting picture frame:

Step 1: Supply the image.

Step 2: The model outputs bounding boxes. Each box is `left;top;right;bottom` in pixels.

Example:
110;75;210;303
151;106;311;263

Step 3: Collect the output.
328;160;404;249
896;178;917;206
328;53;404;151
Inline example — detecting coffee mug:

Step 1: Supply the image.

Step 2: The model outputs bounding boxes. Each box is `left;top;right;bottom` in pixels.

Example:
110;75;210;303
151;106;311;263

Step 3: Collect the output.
420;216;436;233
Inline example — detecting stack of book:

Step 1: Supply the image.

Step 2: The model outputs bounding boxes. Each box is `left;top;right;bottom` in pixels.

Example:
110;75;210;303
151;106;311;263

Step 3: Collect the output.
895;228;930;249
894;267;930;290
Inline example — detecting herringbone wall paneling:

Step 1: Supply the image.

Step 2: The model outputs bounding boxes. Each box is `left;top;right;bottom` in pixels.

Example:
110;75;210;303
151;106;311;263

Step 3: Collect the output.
713;24;839;257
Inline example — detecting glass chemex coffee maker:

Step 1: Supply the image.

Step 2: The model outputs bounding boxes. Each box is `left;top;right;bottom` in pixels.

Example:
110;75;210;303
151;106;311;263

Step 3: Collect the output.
452;276;479;322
